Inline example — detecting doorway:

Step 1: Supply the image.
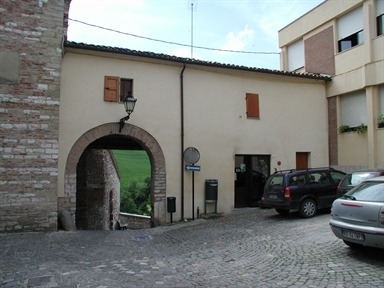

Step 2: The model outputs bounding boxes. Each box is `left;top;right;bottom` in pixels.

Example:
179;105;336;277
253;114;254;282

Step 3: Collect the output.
234;155;270;208
296;152;309;169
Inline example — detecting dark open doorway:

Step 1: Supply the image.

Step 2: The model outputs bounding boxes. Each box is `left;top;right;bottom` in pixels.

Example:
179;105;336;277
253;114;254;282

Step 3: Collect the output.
234;155;270;208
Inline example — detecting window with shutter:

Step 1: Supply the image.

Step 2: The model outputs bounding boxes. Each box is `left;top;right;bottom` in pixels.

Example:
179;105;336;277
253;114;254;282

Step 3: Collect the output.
246;93;260;119
337;6;364;52
288;39;304;71
104;76;119;102
104;76;134;102
341;90;366;127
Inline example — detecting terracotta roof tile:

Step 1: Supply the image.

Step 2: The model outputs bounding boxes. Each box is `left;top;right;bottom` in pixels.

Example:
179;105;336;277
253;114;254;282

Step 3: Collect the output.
64;41;332;81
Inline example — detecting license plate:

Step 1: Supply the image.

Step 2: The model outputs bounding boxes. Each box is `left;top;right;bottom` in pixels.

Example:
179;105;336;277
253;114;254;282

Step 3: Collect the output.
342;230;364;241
269;194;277;199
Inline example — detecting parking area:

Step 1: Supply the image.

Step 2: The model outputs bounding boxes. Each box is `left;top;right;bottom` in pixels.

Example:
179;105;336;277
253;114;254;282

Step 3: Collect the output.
1;207;383;287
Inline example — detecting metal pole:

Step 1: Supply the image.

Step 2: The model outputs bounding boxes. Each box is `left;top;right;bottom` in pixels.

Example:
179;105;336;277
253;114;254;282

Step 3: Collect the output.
192;169;195;220
191;3;193;58
180;64;186;221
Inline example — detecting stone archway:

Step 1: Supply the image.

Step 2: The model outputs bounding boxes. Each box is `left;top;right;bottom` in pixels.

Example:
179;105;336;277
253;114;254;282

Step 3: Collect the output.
61;123;166;227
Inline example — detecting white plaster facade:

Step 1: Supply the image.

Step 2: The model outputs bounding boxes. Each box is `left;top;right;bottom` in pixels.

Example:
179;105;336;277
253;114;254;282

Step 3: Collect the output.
59;46;330;223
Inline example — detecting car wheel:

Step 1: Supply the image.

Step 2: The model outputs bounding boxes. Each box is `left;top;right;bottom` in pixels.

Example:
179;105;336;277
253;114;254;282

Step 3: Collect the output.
299;199;317;218
275;209;290;214
343;240;362;249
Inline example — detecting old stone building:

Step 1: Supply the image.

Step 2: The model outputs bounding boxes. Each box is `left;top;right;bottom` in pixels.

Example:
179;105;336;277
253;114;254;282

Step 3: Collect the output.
0;0;71;231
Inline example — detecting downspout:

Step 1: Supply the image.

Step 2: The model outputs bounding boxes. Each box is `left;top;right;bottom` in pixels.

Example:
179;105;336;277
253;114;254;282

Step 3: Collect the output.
180;63;186;221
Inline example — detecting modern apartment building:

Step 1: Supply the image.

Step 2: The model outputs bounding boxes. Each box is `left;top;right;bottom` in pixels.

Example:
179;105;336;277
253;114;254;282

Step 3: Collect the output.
279;0;384;172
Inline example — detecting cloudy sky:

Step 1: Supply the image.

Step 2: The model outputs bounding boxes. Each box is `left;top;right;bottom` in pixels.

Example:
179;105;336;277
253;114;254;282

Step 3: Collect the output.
67;0;324;70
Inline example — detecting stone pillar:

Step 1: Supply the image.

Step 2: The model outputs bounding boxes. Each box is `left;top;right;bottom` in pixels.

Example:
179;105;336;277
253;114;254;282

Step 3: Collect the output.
0;0;71;232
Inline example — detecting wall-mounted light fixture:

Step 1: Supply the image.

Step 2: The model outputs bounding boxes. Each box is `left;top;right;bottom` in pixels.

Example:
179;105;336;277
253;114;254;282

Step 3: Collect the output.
119;97;137;133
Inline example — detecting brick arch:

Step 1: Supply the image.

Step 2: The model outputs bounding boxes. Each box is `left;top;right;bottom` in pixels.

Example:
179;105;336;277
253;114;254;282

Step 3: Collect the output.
63;123;166;226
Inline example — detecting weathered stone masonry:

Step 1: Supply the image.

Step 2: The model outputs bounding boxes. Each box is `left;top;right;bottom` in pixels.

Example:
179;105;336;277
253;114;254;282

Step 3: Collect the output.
0;0;71;231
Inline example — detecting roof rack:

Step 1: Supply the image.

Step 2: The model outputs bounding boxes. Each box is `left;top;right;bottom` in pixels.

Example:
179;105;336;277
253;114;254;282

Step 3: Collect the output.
272;167;335;174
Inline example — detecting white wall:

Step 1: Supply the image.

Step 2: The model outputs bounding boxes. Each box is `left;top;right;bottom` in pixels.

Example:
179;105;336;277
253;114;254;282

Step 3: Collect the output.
59;51;329;219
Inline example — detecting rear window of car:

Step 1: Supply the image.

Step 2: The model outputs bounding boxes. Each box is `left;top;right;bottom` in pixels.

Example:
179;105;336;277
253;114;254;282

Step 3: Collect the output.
265;175;284;187
330;171;345;184
346;182;384;202
340;172;379;187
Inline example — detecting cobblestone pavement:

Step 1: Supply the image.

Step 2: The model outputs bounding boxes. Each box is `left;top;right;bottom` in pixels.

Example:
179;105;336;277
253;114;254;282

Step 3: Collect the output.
1;208;383;288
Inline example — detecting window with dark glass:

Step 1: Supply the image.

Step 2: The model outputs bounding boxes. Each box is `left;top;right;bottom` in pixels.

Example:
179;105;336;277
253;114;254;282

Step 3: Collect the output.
104;76;133;102
337;6;363;53
119;79;133;102
338;30;364;52
377;0;384;36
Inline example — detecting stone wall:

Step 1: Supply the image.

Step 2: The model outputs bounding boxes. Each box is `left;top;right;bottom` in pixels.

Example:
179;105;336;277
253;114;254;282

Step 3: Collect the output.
119;213;151;229
0;0;71;231
75;150;120;230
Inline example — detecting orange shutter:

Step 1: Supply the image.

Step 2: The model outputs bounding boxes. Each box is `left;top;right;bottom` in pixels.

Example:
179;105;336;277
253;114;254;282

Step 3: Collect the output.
246;93;260;118
104;76;119;102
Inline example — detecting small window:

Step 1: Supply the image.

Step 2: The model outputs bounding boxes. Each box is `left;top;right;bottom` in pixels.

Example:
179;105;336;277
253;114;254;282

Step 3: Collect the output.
246;93;260;119
341;90;367;128
338;30;364;52
377;0;384;36
287;39;304;71
266;175;284;187
289;175;307;186
378;14;384;36
309;172;331;184
330;171;345;185
120;79;133;102
337;6;364;52
104;76;133;102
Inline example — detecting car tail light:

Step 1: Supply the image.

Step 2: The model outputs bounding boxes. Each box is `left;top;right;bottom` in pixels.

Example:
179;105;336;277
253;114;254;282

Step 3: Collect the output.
341;203;363;207
284;187;291;201
381;211;384;224
378;172;384;177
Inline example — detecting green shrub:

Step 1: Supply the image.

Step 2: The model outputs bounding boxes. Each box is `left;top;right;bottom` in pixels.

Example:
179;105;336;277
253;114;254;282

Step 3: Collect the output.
120;177;151;216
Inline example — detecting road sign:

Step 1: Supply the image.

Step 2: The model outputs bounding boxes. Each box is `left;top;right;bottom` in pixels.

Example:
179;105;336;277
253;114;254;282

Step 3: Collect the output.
185;165;201;172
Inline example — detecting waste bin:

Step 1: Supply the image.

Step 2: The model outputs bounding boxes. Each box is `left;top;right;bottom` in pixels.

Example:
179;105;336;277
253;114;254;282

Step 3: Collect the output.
167;197;176;213
205;179;218;202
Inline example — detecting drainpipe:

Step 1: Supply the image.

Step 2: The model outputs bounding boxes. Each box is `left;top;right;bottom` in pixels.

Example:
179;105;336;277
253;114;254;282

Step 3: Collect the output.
180;63;186;221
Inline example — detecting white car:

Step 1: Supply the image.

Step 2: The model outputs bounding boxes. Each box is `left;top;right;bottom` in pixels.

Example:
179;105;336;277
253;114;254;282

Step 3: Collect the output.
329;176;384;249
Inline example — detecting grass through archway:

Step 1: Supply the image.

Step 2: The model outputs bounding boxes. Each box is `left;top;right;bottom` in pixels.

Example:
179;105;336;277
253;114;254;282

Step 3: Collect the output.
113;150;151;216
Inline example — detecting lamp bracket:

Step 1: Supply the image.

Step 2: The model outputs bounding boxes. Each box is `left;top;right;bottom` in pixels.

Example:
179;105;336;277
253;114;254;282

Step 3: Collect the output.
119;115;130;133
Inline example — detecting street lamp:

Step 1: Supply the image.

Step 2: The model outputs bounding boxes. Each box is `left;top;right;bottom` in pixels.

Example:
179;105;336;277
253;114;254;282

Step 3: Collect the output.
119;96;137;133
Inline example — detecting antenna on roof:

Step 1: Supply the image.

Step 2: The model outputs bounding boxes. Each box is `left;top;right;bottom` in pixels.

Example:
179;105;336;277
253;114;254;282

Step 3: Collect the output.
188;0;197;59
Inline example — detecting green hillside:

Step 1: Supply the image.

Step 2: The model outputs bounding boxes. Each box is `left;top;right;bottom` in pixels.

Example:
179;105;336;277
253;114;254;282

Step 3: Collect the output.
112;150;150;191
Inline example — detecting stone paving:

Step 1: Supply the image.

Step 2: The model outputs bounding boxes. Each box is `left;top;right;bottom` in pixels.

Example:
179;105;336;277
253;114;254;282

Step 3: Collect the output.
0;208;383;288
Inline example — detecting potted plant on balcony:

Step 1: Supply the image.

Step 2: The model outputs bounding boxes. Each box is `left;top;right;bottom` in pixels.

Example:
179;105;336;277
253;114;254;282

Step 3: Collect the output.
356;123;368;134
338;125;351;134
378;114;384;128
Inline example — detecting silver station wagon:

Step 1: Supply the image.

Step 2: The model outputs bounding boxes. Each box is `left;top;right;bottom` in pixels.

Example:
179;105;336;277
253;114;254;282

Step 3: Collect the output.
329;176;384;249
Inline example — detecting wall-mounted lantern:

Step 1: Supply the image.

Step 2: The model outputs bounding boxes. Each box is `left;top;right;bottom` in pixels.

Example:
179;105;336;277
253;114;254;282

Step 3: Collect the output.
119;97;137;133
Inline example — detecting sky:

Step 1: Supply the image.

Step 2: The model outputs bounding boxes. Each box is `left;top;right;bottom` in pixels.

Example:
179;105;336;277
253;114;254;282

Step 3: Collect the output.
67;0;325;71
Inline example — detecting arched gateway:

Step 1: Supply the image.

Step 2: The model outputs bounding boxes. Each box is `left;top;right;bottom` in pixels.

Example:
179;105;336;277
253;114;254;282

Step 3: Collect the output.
61;123;166;228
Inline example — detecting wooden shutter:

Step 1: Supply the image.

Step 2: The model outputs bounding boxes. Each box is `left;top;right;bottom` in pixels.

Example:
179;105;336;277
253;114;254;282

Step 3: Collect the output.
246;93;260;118
104;76;119;102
